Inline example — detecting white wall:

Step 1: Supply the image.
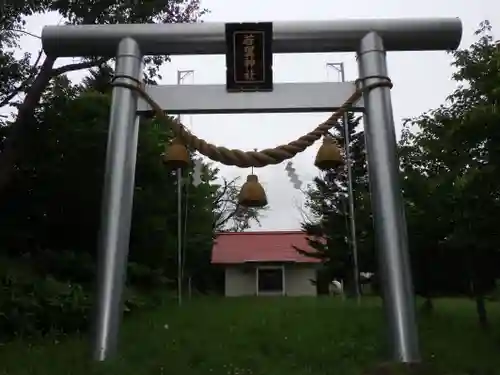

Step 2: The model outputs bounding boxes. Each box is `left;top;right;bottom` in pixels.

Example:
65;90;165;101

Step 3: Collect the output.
224;264;317;296
225;266;256;296
284;265;317;296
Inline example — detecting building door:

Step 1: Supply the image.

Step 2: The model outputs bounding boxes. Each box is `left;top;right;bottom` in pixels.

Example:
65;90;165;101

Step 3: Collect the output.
256;266;285;295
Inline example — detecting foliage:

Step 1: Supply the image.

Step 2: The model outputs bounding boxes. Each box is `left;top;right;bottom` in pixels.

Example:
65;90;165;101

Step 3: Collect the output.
399;21;500;322
0;0;208;193
294;23;500;320
0;1;52;126
0;0;268;341
0;71;176;338
298;114;375;295
0;60;265;339
212;175;266;233
0;259;93;339
1;297;499;374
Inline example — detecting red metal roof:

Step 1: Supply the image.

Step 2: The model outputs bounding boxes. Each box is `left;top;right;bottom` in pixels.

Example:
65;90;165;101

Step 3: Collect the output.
211;231;321;264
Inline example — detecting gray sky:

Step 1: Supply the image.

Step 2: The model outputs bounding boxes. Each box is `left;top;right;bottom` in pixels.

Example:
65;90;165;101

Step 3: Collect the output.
10;0;499;231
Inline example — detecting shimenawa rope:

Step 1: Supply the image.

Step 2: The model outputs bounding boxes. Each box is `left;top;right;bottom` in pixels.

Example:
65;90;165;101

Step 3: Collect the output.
110;76;392;168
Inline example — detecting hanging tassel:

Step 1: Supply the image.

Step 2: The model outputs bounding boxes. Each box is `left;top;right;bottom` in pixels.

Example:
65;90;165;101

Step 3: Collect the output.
192;157;204;187
285;161;303;190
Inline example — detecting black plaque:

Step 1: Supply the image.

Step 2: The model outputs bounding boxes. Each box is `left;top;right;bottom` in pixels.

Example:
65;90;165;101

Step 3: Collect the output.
225;22;273;92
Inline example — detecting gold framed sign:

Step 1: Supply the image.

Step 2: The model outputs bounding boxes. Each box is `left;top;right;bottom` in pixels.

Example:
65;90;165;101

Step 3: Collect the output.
225;22;273;92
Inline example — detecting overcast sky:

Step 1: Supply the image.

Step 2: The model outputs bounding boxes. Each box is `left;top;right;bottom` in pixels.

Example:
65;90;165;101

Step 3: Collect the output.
9;0;499;231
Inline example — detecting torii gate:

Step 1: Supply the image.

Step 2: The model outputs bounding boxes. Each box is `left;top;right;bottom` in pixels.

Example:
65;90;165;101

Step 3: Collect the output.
41;17;462;363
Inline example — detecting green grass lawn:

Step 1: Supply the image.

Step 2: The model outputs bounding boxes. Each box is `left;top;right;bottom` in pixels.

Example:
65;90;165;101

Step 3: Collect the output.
1;297;499;375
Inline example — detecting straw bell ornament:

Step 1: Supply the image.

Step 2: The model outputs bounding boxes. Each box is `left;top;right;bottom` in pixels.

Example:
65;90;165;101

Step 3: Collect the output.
162;137;190;169
314;135;343;170
238;174;268;208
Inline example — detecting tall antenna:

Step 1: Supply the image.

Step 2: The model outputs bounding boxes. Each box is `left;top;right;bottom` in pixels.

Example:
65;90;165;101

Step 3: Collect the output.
326;62;360;303
176;69;195;305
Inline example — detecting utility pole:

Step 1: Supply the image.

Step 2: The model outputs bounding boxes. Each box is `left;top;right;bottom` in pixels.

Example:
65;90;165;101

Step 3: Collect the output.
176;69;194;306
326;62;361;302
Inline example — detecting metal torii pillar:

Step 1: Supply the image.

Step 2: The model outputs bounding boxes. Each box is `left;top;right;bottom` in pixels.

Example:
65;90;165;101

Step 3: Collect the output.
41;18;462;363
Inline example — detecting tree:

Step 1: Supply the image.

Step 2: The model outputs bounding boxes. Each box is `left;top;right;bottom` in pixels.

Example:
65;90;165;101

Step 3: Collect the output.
298;114;375;296
213;175;266;232
0;48;270;337
0;0;208;192
0;62;243;338
166;162;268;295
399;21;500;326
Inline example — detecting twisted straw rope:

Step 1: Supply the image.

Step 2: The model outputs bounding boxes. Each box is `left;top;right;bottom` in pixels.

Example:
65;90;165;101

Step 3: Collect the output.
112;77;392;168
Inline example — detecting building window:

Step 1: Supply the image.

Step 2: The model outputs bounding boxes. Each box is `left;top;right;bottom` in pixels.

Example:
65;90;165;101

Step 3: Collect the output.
257;267;283;293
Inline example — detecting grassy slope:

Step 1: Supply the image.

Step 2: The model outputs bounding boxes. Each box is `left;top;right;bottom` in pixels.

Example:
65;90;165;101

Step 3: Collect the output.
1;297;499;375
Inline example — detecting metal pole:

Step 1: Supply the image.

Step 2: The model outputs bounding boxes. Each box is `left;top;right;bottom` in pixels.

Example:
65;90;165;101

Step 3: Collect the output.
176;71;182;306
326;62;361;302
339;63;361;303
42;18;462;57
92;37;142;361
175;69;193;306
177;168;182;306
357;32;420;362
182;191;190;298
